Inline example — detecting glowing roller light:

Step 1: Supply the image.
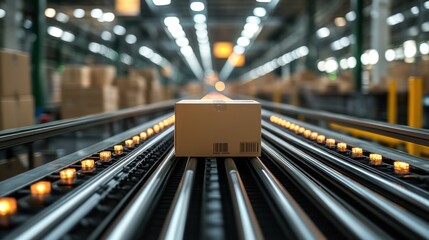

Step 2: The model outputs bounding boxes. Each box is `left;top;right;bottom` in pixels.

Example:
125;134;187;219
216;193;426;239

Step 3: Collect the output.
132;136;140;145
0;198;17;216
351;147;363;157
270;116;276;122
81;159;95;172
394;161;409;174
326;138;336;148
298;127;305;134
337;142;347;152
140;132;148;141
59;168;76;185
125;139;134;148
147;128;154;136
159;122;165;130
310;132;318;140
369;154;382;165
163;119;169;126
289;123;295;130
100;151;112;161
153;124;161;133
31;181;52;196
114;145;123;155
304;130;312;138
284;121;291;128
317;135;326;144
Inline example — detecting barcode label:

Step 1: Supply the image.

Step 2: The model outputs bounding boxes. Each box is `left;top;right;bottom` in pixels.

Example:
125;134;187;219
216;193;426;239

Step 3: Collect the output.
213;143;229;154
240;142;259;153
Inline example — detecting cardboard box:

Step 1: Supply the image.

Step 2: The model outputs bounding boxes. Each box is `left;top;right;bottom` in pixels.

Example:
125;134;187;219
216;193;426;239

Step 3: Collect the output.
0;95;34;130
175;100;261;157
63;65;91;88
116;76;146;108
0;49;32;97
91;65;116;86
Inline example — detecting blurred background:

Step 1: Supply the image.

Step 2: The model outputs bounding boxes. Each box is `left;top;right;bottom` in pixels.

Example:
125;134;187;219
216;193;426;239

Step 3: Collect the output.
0;0;428;177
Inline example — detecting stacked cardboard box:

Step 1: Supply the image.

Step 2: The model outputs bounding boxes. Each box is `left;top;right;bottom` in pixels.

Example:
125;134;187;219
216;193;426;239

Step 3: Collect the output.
60;65;118;119
131;68;164;103
0;49;34;130
116;74;146;108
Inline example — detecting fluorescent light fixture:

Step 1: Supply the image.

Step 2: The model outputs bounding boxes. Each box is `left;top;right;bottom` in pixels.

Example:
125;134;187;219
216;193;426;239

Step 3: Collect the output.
190;2;205;12
347;56;356;68
101;31;112;41
153;0;171;6
256;0;271;2
73;9;85;18
125;34;137;44
316;27;330;38
139;46;154;57
164;16;180;26
47;26;63;38
317;61;326;72
233;45;245;54
56;12;69;23
196;29;208;38
425;1;429;9
246;16;261;24
339;59;348;69
385;49;396;61
103;12;115;22
61;31;75;42
345;11;356;21
176;37;189;47
325;58;338;72
180;46;193;56
368;49;379;65
23;19;32;29
195;23;207;30
253;7;266;17
411;6;419;15
420;43;429;55
194;14;206;23
91;8;103;18
113;25;126;35
45;8;56;18
387;13;404;26
403;40;417;58
0;8;5;19
244;23;259;33
89;42;101;53
237;37;250;47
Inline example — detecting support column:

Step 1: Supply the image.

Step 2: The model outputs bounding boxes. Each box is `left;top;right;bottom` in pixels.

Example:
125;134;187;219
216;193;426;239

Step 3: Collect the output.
31;0;46;115
370;0;390;85
352;0;363;92
1;0;22;50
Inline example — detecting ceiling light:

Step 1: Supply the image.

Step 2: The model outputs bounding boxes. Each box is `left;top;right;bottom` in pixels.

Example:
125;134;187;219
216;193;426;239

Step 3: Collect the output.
103;12;115;22
153;0;171;6
335;17;346;27
347;57;356;68
196;29;208;38
385;49;395;61
180;46;193;56
253;7;267;17
195;23;207;30
411;6;419;15
256;0;271;2
246;16;261;24
0;9;5;19
23;19;32;29
345;11;356;21
361;52;369;65
116;0;140;15
368;49;379;65
233;45;245;54
61;31;75;42
55;12;69;23
91;8;103;19
73;9;85;18
190;2;205;12
113;25;126;35
237;37;250;47
214;42;233;58
194;14;206;23
317;61;326;72
325;58;338;72
244;23;259;33
176;37;189;47
387;13;404;26
101;31;112;41
45;8;56;18
125;34;137;44
404;40;417;58
164;16;180;26
139;46;154;57
339;58;348;69
47;26;63;38
420;43;429;55
316;27;330;38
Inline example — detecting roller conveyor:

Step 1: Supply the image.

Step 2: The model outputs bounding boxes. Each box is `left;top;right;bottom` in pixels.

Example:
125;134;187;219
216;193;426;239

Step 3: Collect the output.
1;100;429;239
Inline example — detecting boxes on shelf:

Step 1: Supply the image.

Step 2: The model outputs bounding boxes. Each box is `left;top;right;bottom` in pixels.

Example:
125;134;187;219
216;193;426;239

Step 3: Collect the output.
175;100;261;157
0;95;34;130
116;76;146;108
63;65;91;88
90;65;116;86
0;49;32;98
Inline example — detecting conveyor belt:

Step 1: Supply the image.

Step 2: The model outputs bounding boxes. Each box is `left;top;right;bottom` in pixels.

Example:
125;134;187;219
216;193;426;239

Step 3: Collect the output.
1;106;429;239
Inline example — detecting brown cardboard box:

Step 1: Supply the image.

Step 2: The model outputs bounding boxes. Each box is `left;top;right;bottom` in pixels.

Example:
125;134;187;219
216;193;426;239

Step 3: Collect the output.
175;100;261;157
63;65;91;88
60;85;118;118
0;95;34;130
116;76;146;108
0;49;32;97
91;65;116;86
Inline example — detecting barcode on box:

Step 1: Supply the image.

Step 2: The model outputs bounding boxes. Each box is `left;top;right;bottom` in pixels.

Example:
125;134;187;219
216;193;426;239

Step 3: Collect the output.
213;143;228;154
240;142;259;153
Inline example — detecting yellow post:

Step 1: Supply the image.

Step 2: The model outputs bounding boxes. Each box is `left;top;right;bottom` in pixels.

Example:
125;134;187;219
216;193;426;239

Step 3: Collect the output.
407;76;423;156
387;79;397;124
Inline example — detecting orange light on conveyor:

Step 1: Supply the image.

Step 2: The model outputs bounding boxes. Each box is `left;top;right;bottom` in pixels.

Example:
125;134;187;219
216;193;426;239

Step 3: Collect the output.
132;136;140;145
114;145;123;155
147;128;154;136
153;124;160;133
163;119;169;127
298;127;306;134
140;132;147;141
317;135;326;144
0;198;17;216
310;132;318;140
81;159;95;172
351;147;363;157
284;121;291;128
270;116;276;122
31;181;52;196
289;123;295;130
293;125;300;133
100;150;112;161
304;130;312;138
125;139;134;148
159;122;165;130
394;161;409;174
337;142;347;152
369;154;382;165
326;138;336;147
